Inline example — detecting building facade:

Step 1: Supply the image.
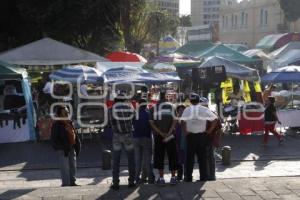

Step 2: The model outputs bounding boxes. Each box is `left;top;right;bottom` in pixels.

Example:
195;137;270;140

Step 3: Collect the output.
147;0;180;16
219;0;300;48
191;0;221;26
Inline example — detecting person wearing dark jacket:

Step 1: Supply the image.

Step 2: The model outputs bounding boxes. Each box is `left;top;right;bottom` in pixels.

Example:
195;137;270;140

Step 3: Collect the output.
51;105;80;187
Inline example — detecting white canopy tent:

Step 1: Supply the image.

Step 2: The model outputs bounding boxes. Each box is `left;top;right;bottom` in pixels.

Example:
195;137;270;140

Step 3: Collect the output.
243;49;268;59
0;37;108;66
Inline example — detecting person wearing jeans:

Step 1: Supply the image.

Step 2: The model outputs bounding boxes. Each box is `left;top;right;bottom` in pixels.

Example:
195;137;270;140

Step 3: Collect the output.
109;94;135;190
51;105;80;187
112;133;135;188
133;99;155;184
58;148;77;186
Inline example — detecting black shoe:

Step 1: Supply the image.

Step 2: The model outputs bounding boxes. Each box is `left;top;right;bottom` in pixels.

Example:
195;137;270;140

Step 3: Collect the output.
128;183;136;188
110;184;119;190
177;175;183;181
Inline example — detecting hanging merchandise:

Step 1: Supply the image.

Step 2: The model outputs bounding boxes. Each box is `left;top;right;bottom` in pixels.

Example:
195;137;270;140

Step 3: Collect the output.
220;78;233;89
254;81;262;92
220;78;233;104
242;80;251;103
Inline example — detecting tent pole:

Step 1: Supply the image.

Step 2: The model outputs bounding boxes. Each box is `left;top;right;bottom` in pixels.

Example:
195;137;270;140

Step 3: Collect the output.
292;82;294;108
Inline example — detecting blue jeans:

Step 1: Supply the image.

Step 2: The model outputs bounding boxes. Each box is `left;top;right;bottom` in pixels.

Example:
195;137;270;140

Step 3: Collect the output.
112;133;135;185
58;148;76;186
134;137;155;182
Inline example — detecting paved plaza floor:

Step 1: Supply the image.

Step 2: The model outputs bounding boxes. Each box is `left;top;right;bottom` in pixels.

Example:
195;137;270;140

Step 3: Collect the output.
0;129;300;199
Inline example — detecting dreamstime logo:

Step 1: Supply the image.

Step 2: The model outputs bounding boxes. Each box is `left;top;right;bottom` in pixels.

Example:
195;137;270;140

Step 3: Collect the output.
48;78;266;128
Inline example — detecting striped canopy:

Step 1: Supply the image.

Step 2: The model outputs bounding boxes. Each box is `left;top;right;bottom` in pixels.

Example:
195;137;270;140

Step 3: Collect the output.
50;65;103;83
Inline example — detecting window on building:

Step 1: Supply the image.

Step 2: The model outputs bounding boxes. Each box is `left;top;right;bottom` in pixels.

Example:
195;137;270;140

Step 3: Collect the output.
234;15;238;29
222;16;225;29
225;16;228;28
231;14;234;28
260;9;264;26
245;13;248;27
241;12;245;26
264;10;268;25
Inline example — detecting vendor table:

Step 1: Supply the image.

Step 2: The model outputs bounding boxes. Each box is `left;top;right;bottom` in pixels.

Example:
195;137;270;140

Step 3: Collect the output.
277;109;300;128
238;110;264;135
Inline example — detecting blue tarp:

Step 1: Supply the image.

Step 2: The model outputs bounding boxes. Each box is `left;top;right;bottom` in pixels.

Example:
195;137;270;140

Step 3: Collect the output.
21;78;36;140
261;66;300;83
261;72;300;83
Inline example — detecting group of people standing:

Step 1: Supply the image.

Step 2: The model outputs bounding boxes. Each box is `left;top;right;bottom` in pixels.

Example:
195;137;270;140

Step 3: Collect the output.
108;91;219;190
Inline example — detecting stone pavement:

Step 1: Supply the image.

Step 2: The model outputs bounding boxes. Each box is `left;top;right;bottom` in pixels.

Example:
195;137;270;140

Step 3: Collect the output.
1;159;300;189
1;131;300;171
1;130;300;199
1;177;300;199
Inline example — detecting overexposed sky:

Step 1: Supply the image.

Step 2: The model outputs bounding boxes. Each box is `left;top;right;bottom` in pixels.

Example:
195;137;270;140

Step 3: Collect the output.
179;0;191;15
179;0;243;15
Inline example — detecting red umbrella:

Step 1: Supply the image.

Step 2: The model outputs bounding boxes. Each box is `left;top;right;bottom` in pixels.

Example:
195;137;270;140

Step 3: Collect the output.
106;51;147;62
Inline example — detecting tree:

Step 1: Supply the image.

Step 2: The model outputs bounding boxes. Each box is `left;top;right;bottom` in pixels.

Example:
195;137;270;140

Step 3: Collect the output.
119;0;179;53
0;0;180;55
279;0;300;22
179;15;192;27
0;0;121;55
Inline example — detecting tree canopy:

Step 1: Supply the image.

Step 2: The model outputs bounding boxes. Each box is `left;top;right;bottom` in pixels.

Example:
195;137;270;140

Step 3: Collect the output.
0;0;179;55
179;15;192;27
0;0;121;55
119;0;179;53
279;0;300;22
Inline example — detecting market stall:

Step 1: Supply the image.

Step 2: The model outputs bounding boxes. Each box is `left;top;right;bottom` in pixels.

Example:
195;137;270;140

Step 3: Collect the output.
0;61;36;143
198;56;263;135
46;65;104;140
261;65;300;128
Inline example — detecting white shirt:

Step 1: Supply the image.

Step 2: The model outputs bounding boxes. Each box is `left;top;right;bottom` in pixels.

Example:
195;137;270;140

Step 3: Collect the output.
43;82;52;94
181;104;218;134
80;84;89;97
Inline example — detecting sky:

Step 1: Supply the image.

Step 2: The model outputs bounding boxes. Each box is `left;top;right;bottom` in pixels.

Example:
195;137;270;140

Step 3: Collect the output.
179;0;243;15
179;0;191;15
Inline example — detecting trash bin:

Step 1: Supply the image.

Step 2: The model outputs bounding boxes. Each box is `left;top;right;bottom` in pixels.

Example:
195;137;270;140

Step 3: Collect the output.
221;146;231;166
102;150;111;170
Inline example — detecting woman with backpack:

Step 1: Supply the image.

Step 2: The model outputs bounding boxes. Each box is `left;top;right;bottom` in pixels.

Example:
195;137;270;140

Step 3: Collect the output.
51;105;80;187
